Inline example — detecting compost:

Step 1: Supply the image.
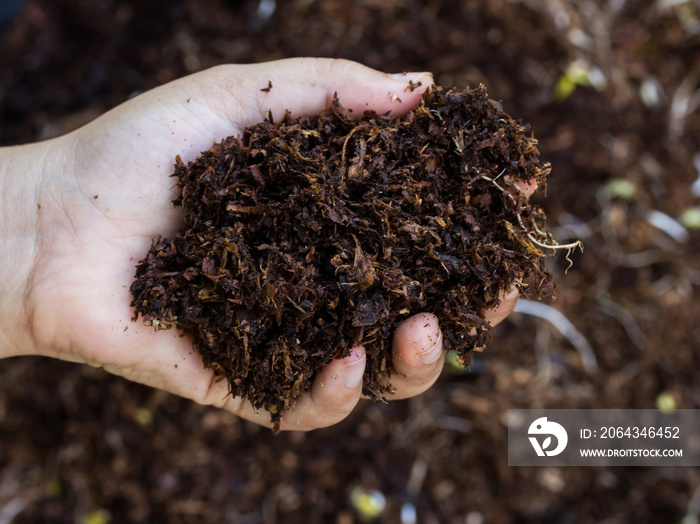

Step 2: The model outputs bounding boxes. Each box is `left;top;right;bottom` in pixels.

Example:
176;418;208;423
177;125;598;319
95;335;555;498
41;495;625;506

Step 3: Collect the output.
131;85;554;421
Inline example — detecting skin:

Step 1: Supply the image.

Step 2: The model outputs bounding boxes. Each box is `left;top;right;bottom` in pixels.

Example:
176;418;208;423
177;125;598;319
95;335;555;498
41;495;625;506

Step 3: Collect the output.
0;58;520;431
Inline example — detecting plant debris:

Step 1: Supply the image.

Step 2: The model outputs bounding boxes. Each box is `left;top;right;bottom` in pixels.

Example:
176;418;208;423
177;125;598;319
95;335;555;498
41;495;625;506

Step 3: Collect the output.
130;85;557;426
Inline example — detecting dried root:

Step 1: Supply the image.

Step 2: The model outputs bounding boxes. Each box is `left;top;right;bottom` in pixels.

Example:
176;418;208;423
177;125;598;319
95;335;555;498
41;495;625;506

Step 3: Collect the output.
482;171;583;273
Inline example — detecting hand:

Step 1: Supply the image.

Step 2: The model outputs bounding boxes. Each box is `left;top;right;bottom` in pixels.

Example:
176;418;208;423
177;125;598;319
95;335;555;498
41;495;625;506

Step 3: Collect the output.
0;58;520;431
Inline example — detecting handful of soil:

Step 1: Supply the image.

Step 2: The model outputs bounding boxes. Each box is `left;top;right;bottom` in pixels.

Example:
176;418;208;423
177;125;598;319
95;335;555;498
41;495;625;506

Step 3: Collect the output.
130;85;556;425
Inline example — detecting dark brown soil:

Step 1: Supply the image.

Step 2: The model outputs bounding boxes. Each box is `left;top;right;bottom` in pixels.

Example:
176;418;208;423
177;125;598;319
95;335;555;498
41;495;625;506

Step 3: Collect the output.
130;86;553;422
1;1;700;523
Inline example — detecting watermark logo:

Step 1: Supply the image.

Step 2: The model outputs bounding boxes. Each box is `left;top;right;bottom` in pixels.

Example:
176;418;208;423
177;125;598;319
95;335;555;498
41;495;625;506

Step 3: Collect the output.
528;417;568;457
509;410;694;466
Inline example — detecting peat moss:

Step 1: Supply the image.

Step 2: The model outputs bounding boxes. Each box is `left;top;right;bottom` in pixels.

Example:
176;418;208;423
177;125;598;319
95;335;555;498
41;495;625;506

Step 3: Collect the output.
130;85;555;425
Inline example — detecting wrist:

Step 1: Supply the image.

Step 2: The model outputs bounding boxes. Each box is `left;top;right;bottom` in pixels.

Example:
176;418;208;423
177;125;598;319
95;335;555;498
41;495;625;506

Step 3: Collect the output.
0;137;72;359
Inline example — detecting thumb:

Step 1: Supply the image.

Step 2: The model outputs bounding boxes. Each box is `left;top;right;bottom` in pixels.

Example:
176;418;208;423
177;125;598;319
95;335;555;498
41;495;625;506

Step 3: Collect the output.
207;57;434;125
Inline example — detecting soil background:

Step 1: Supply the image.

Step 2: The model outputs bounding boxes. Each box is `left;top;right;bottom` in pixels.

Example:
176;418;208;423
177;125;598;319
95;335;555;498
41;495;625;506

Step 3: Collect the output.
1;1;700;523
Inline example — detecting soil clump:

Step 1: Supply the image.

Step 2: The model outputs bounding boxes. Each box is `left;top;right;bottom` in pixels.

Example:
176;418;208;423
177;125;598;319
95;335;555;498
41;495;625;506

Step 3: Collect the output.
130;85;555;423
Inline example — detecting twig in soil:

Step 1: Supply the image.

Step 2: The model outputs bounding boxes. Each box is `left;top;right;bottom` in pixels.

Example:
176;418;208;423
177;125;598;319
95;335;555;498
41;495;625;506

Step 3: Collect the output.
0;498;27;524
618;250;667;268
341;124;367;165
669;72;700;139
400;503;418;524
692;153;700;196
533;323;553;386
645;209;689;243
513;300;598;374
406;451;429;496
597;297;648;351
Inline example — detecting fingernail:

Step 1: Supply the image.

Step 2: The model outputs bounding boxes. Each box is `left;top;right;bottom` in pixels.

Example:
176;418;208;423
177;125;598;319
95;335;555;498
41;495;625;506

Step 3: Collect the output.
419;329;443;364
344;348;366;389
388;71;433;84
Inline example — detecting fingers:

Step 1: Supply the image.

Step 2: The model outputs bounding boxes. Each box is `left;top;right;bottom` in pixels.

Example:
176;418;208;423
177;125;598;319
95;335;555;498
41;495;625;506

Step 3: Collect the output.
202;346;366;432
387;287;520;400
206;58;434;126
516;179;539;198
483;286;520;326
278;347;366;431
387;312;444;400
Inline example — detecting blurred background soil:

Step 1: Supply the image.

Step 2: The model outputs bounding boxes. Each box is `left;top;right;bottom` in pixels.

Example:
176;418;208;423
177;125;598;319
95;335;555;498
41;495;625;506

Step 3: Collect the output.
1;0;700;522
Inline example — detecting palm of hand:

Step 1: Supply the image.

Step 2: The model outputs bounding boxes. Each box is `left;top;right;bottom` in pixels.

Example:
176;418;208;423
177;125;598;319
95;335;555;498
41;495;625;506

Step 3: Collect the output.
29;73;237;395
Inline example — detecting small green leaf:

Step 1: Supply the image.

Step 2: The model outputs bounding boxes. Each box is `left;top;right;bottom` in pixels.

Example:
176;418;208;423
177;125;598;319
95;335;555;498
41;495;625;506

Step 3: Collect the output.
679;207;700;229
554;62;594;100
446;350;468;375
656;391;676;413
134;408;153;426
600;179;637;200
554;76;576;101
350;486;386;522
82;509;111;524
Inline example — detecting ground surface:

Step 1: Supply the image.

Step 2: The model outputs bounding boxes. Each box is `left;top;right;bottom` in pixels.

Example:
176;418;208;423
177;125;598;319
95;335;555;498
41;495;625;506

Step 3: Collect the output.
1;1;700;523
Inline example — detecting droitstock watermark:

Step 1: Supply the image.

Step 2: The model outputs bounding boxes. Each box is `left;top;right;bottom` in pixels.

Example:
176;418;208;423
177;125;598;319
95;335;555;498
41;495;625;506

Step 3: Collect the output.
508;410;700;466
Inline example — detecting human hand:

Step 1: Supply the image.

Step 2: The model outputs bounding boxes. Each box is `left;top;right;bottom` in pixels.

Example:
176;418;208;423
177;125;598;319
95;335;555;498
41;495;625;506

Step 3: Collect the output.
1;58;521;430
